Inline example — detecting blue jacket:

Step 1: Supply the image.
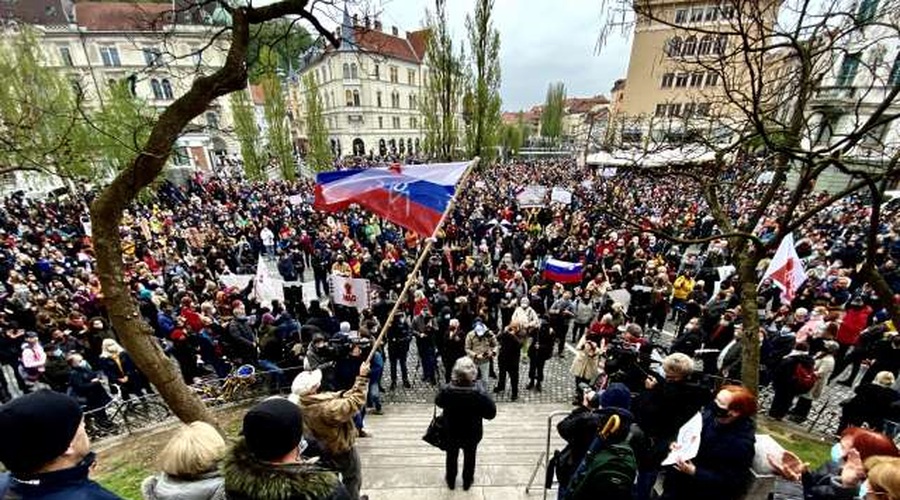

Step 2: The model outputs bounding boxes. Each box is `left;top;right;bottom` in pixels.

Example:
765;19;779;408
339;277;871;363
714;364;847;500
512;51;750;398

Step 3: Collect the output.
0;453;122;500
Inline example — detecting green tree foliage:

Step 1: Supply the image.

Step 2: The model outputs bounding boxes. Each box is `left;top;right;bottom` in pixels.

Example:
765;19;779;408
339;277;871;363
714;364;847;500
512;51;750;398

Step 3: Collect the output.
540;82;566;145
499;122;523;157
262;73;295;180
92;80;157;174
248;19;312;83
464;0;502;162
0;28;93;177
302;73;332;172
229;87;265;181
422;0;465;161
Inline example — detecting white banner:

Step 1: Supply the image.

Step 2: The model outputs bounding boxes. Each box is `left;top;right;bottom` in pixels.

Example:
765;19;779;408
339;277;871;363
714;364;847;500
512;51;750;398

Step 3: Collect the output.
551;187;573;205
600;167;618;178
516;185;547;208
288;194;304;205
253;259;285;306
81;216;92;237
329;275;370;311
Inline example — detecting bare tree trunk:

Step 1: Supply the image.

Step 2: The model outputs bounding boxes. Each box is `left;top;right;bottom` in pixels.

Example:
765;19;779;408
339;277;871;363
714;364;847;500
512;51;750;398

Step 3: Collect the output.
737;247;762;395
862;266;900;329
88;6;287;426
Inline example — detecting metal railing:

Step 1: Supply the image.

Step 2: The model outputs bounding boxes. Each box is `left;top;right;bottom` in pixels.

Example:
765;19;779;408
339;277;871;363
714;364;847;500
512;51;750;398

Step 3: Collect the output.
525;409;571;499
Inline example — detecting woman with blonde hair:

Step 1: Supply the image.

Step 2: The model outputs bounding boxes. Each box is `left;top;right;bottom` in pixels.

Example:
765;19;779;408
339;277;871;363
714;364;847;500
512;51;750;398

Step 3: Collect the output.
864;456;900;499
98;338;151;399
142;421;227;500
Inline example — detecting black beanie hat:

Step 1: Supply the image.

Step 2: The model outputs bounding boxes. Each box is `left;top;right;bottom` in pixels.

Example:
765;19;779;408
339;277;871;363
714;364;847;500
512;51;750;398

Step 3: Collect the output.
0;390;83;474
242;398;303;461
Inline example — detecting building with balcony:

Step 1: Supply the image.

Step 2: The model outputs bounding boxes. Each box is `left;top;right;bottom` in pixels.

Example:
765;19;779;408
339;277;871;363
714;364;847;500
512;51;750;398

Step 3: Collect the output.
1;0;237;193
288;10;461;160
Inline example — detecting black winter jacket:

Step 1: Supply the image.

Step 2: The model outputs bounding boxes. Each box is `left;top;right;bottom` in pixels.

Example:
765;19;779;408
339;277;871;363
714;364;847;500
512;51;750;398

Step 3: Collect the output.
435;382;497;447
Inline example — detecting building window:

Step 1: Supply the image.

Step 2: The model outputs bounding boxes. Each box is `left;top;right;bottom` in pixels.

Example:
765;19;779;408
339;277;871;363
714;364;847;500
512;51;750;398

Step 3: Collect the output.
690;72;704;87
675;73;689;87
352;89;360;106
345;89;353;106
705;72;719;86
674;9;688;23
408;69;416;85
391;91;400;108
374;64;380;80
408;94;418;109
858;0;879;23
342;63;350;79
667;103;682;117
392;116;401;128
99;46;121;67
389;66;399;83
683;102;696;117
150;79;163;99
661;73;674;88
350;63;358;79
376;91;383;107
655;104;667;117
191;46;202;67
720;4;735;19
698;35;712;56
690;7;704;22
837;53;861;87
409;117;417;128
861;121;888;147
143;47;162;67
58;46;73;66
713;35;727;54
683;36;697;56
666;37;683;57
378;116;383;129
206;112;219;129
889;52;900;86
161;79;174;99
705;6;718;21
696;103;711;116
172;147;191;166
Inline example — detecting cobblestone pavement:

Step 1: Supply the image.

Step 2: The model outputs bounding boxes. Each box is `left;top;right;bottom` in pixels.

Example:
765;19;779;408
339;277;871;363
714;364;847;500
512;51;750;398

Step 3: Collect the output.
268;261;859;434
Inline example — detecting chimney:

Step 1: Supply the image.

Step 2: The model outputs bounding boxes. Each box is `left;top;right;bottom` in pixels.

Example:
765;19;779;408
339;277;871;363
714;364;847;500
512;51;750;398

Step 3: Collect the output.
352;14;359;26
364;15;371;29
391;25;398;36
374;18;382;31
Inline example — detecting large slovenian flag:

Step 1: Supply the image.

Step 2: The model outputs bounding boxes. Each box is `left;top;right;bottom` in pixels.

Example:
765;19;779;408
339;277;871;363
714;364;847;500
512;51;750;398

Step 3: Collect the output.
314;162;470;237
543;258;583;284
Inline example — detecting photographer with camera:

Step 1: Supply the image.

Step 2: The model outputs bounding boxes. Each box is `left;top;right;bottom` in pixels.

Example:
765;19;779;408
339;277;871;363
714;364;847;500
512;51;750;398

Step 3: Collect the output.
305;332;337;391
290;361;370;500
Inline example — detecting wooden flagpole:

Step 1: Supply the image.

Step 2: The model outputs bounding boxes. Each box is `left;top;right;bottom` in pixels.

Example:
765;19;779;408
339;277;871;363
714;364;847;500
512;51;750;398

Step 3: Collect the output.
365;157;480;364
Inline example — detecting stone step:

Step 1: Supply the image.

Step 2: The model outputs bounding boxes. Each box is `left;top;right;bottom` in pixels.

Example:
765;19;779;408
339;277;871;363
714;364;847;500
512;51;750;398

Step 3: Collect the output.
358;403;568;499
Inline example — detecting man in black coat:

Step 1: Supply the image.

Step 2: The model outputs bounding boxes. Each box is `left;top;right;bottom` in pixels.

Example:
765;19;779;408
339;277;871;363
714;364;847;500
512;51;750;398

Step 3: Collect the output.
527;318;555;392
493;323;524;400
386;312;412;390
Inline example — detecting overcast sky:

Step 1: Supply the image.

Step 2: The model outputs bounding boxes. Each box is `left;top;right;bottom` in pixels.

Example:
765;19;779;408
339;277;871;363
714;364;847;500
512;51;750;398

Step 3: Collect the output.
255;0;632;111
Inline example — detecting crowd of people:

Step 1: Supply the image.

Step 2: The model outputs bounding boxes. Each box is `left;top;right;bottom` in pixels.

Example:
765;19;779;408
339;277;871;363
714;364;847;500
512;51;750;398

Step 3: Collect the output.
0;156;898;499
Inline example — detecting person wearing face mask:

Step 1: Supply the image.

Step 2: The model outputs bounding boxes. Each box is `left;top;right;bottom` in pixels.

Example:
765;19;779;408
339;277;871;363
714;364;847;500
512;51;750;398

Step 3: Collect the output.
769;427;899;500
860;455;900;500
465;318;497;381
659;385;757;500
66;353;113;429
225;306;258;367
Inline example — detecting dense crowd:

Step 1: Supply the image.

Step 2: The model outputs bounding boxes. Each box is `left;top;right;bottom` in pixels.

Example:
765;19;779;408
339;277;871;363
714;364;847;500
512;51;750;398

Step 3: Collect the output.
0;158;899;499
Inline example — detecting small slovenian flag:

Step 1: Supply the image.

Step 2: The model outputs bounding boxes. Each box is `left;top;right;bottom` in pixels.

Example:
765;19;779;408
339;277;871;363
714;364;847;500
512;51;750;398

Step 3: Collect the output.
314;161;470;237
543;258;583;284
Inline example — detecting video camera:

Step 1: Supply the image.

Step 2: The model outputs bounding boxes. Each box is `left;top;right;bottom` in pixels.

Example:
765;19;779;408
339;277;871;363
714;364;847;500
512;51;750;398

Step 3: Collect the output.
323;335;373;361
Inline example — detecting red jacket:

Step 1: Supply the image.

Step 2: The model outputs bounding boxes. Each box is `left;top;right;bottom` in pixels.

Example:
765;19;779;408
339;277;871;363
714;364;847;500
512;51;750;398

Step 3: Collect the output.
836;306;872;345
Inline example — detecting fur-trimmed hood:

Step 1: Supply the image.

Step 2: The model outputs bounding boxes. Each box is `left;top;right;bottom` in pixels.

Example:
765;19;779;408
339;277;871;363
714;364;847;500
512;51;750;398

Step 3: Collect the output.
222;438;349;500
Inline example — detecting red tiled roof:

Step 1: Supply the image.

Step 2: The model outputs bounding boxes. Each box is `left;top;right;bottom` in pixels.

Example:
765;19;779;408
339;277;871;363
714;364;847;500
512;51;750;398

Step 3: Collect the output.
351;27;420;63
565;95;609;114
406;29;429;61
249;84;265;106
0;0;69;25
74;2;174;31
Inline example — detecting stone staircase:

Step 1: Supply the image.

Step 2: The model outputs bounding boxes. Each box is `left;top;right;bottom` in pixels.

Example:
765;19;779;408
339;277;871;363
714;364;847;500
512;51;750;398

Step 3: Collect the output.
358;403;569;500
